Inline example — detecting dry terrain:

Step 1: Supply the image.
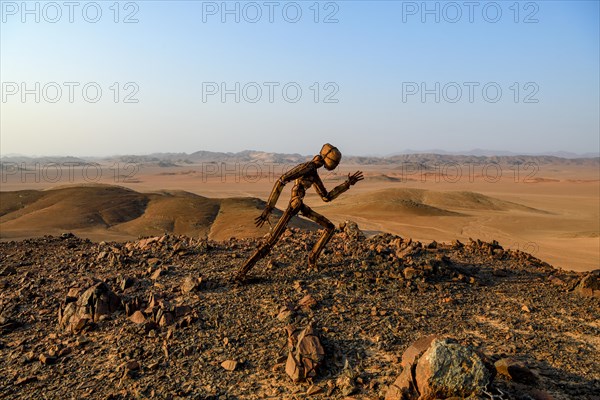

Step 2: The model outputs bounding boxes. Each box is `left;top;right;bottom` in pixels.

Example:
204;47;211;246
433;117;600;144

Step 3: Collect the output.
1;154;598;272
0;228;598;399
1;153;599;399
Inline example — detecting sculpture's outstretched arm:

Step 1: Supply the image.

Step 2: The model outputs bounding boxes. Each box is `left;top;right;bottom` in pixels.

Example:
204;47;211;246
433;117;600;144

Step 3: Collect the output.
314;171;364;203
255;161;316;227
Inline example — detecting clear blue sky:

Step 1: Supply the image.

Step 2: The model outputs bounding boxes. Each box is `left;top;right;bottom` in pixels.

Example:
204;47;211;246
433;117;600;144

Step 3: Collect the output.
1;0;598;156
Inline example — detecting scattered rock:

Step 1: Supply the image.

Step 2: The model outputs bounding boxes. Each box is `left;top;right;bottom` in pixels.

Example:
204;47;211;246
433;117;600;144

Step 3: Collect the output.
0;316;22;334
129;310;146;324
340;220;365;241
387;335;438;400
150;268;164;280
221;360;238;371
119;276;135;291
548;275;565;286
403;267;418;280
39;353;57;365
306;384;323;395
126;360;140;371
285;323;325;382
181;275;202;294
137;237;161;250
157;310;174;327
0;265;17;276
386;365;417;400
277;305;294;321
58;281;122;332
337;364;358;396
15;375;38;385
574;270;600;297
298;294;317;310
0;231;597;399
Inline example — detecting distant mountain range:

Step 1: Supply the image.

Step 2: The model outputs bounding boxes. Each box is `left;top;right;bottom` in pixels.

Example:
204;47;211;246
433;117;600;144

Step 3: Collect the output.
391;149;600;159
1;149;599;167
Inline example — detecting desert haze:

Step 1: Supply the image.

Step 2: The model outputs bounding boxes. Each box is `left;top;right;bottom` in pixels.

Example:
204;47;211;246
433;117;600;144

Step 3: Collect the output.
1;152;598;272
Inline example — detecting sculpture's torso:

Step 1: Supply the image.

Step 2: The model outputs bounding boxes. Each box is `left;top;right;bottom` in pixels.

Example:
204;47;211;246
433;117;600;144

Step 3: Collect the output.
290;165;319;208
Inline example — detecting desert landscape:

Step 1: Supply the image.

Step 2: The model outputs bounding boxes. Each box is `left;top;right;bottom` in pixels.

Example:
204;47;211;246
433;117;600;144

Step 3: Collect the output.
1;152;598;272
1;151;599;399
3;0;598;397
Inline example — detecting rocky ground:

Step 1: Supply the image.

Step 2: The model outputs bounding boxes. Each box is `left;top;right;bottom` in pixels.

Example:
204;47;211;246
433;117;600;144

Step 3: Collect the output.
0;224;598;399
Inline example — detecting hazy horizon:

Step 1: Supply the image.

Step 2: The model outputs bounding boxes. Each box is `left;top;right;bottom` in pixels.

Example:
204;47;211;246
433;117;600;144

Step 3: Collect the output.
1;147;599;160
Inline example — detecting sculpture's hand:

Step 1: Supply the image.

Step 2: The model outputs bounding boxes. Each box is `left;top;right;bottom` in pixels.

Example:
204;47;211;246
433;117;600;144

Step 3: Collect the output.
347;171;364;186
255;208;272;228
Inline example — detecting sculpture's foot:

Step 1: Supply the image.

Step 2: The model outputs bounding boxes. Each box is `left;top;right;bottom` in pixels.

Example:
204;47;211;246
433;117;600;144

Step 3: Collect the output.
307;257;319;271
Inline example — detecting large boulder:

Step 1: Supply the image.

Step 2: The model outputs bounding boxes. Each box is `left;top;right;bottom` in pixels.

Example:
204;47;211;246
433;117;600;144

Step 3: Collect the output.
58;281;122;332
386;336;491;400
415;338;491;399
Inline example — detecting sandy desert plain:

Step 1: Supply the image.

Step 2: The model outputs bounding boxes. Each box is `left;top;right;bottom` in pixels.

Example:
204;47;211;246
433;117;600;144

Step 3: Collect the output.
1;154;598;272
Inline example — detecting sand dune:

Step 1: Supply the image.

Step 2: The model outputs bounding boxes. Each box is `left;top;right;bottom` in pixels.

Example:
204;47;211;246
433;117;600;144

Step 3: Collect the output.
0;184;317;241
325;188;546;216
208;197;317;241
0;185;148;232
1;164;598;272
0;185;552;242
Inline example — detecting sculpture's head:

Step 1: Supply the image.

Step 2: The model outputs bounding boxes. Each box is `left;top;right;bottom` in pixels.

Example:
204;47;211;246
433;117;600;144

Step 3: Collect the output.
320;143;342;170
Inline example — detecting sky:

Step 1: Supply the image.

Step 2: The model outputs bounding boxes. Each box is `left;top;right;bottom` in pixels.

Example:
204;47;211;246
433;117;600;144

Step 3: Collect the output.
0;0;599;157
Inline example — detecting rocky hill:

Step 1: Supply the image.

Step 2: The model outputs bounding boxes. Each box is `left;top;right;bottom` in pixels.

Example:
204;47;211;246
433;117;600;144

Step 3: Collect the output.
0;224;598;399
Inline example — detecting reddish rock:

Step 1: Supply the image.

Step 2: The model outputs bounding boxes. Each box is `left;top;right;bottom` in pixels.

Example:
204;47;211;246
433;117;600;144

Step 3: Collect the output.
401;334;438;368
150;268;163;280
298;294;317;309
340;220;365;241
548;275;565;286
15;375;38;385
71;316;89;332
402;267;421;280
385;365;417;400
221;360;238;371
158;311;174;327
285;323;325;382
173;305;192;318
386;335;438;400
129;310;146;324
58;281;121;332
306;385;323;395
137;237;160;250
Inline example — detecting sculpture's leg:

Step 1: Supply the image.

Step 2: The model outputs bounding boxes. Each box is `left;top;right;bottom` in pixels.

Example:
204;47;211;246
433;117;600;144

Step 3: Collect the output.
300;204;335;270
235;205;297;281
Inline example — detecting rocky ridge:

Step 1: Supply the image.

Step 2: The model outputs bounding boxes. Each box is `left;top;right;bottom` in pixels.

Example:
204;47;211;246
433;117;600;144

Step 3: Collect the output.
0;224;598;399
